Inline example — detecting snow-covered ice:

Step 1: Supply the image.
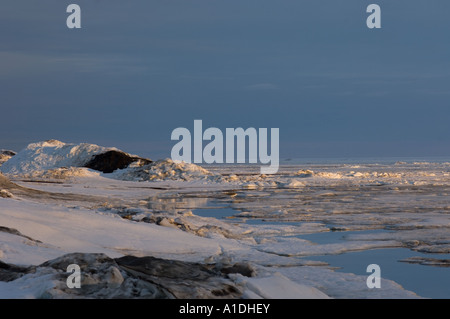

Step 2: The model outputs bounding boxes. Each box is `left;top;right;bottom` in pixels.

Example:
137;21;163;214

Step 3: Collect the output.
0;140;115;176
0;141;449;299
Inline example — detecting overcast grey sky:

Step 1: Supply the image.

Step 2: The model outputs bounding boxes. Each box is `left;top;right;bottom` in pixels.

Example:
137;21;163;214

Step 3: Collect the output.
1;0;450;159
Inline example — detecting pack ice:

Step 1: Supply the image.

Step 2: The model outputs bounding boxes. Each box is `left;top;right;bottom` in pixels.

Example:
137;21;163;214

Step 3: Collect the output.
1;140;448;299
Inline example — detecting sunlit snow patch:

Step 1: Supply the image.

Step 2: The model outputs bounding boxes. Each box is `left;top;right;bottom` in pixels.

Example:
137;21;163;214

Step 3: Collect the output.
108;158;216;181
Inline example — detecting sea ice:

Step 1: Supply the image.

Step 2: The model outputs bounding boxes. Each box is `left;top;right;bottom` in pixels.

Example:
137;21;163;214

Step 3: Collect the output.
1;141;449;298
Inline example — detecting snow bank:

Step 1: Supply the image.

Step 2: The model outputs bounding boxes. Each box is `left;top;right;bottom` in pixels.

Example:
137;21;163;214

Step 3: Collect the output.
0;140;115;177
0;197;247;265
0;140;214;182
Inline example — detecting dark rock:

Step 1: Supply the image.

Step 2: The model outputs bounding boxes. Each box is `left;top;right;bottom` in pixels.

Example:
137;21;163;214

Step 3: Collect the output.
0;150;16;157
0;253;244;298
0;150;15;166
116;255;243;299
0;260;33;282
220;262;256;277
40;252;114;271
116;255;216;281
39;253;168;299
84;150;152;174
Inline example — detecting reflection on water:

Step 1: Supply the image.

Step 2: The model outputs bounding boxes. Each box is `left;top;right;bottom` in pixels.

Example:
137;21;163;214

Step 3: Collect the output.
304;246;450;299
297;230;450;299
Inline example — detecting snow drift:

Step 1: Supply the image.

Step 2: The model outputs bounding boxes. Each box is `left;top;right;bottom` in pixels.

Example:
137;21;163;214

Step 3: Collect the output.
0;140;213;181
1;140;125;176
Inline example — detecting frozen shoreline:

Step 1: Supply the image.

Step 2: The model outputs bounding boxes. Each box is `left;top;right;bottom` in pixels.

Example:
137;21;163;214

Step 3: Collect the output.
0;141;449;298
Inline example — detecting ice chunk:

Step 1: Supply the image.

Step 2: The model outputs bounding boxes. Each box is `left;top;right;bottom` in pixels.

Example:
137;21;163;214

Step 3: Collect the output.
110;159;214;181
296;169;314;177
285;179;305;188
0;189;13;198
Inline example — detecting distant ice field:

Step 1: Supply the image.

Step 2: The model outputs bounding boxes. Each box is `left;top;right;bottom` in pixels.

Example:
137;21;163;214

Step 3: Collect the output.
160;160;450;298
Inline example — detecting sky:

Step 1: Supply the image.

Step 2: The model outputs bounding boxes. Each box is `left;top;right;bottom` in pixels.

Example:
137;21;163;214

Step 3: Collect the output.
1;0;450;160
